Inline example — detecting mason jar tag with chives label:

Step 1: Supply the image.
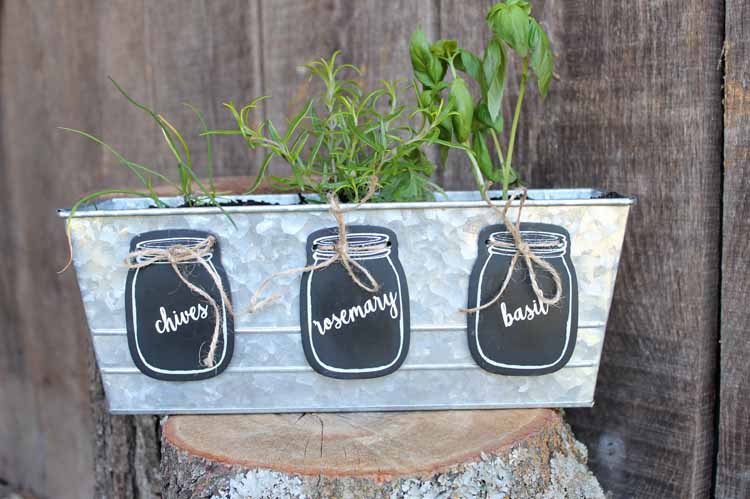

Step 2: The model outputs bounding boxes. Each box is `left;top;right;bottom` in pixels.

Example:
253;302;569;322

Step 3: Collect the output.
467;223;578;376
300;225;410;379
125;229;234;381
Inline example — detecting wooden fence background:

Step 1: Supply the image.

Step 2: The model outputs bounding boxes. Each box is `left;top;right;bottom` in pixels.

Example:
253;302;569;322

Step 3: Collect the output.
0;1;745;498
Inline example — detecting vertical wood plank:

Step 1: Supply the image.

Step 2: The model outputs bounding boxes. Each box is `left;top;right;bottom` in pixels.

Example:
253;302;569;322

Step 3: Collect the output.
0;1;264;497
531;1;722;497
439;0;501;190
438;0;552;190
442;1;723;497
259;0;437;177
143;0;264;180
0;2;727;497
0;2;101;497
716;0;750;496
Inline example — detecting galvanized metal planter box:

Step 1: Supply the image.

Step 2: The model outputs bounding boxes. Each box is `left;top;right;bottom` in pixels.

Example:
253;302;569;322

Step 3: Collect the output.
59;188;634;414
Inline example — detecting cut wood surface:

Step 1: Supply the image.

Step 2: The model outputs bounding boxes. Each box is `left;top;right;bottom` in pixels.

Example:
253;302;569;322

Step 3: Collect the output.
161;410;604;499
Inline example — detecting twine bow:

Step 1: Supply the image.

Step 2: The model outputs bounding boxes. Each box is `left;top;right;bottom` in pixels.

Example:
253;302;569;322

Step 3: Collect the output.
124;236;233;368
246;177;384;314
461;187;563;314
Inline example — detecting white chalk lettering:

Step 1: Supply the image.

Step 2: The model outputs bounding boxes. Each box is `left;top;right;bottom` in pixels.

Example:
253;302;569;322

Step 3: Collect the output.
154;303;211;334
313;291;399;335
500;300;549;328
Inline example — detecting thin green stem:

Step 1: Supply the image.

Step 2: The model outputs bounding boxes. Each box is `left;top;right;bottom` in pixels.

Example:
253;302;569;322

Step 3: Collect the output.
489;129;505;169
503;58;528;200
463;141;487;198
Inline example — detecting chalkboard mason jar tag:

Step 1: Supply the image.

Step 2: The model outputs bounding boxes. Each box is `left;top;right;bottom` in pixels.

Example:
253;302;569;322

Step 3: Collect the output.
467;223;578;376
125;229;234;381
300;225;410;379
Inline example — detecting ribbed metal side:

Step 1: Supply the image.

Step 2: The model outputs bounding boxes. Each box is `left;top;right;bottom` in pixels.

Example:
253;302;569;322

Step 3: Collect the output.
64;189;633;413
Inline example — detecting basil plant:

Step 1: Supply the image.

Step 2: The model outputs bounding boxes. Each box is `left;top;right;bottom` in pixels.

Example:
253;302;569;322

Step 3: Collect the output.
410;0;553;199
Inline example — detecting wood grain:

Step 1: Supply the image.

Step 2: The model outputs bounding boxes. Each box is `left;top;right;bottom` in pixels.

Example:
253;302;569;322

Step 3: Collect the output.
523;1;723;498
89;365;161;499
0;1;264;498
259;0;437;177
164;410;555;477
143;0;263;178
439;0;554;190
440;0;725;495
0;2;100;497
160;410;604;498
716;1;750;496
0;1;729;498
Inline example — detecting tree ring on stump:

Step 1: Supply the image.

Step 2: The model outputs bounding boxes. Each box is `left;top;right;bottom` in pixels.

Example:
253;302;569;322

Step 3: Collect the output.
160;410;604;499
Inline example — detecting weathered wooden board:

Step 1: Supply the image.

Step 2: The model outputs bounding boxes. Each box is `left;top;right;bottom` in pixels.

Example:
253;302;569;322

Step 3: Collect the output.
259;0;437;177
0;3;101;498
141;1;263;178
438;0;554;190
442;0;724;496
0;1;263;498
470;1;720;497
260;0;436;115
0;1;729;498
716;1;750;497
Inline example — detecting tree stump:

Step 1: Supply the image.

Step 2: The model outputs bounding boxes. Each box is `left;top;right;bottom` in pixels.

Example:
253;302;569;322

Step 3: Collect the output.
160;410;603;499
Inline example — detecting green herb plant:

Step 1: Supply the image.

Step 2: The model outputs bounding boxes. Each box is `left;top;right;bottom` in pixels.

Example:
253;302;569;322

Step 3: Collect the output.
210;51;451;203
409;0;553;199
60;78;230;271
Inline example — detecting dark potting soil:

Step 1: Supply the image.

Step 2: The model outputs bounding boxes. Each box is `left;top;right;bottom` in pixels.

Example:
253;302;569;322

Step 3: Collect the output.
591;191;625;199
147;190;626;210
170;198;281;209
489;191;626;201
490;196;535;201
145;194;317;209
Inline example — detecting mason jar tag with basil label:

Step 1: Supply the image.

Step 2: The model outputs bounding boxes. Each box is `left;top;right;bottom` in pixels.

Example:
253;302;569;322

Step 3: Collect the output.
467;222;578;376
300;225;410;380
125;229;234;381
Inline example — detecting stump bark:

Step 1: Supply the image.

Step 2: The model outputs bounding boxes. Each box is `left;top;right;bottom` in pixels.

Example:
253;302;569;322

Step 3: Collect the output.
160;409;603;499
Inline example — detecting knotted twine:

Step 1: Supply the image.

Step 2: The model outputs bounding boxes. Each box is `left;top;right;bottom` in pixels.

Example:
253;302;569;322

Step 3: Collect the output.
245;177;385;314
124;236;233;368
460;187;563;314
120;178;382;366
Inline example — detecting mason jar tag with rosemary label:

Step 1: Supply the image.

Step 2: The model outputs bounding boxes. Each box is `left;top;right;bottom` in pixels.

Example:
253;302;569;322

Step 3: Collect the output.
467;222;578;376
125;229;234;381
300;225;410;379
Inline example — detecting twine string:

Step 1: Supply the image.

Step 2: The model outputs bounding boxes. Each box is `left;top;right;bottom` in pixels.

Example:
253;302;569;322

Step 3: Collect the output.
246;177;384;314
124;236;232;368
461;187;563;314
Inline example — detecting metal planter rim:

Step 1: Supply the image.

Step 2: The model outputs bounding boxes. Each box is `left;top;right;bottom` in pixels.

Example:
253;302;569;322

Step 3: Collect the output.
58;188;636;218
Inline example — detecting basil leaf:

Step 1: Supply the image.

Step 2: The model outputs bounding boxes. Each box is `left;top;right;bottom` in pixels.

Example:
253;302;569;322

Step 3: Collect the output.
449;77;474;143
430;58;448;86
410;28;444;87
438;121;453;166
483;39;507;123
431;39;459;60
506;0;531;14
487;3;530;57
475;101;504;133
472;131;499;182
455;49;484;89
529;18;553;98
